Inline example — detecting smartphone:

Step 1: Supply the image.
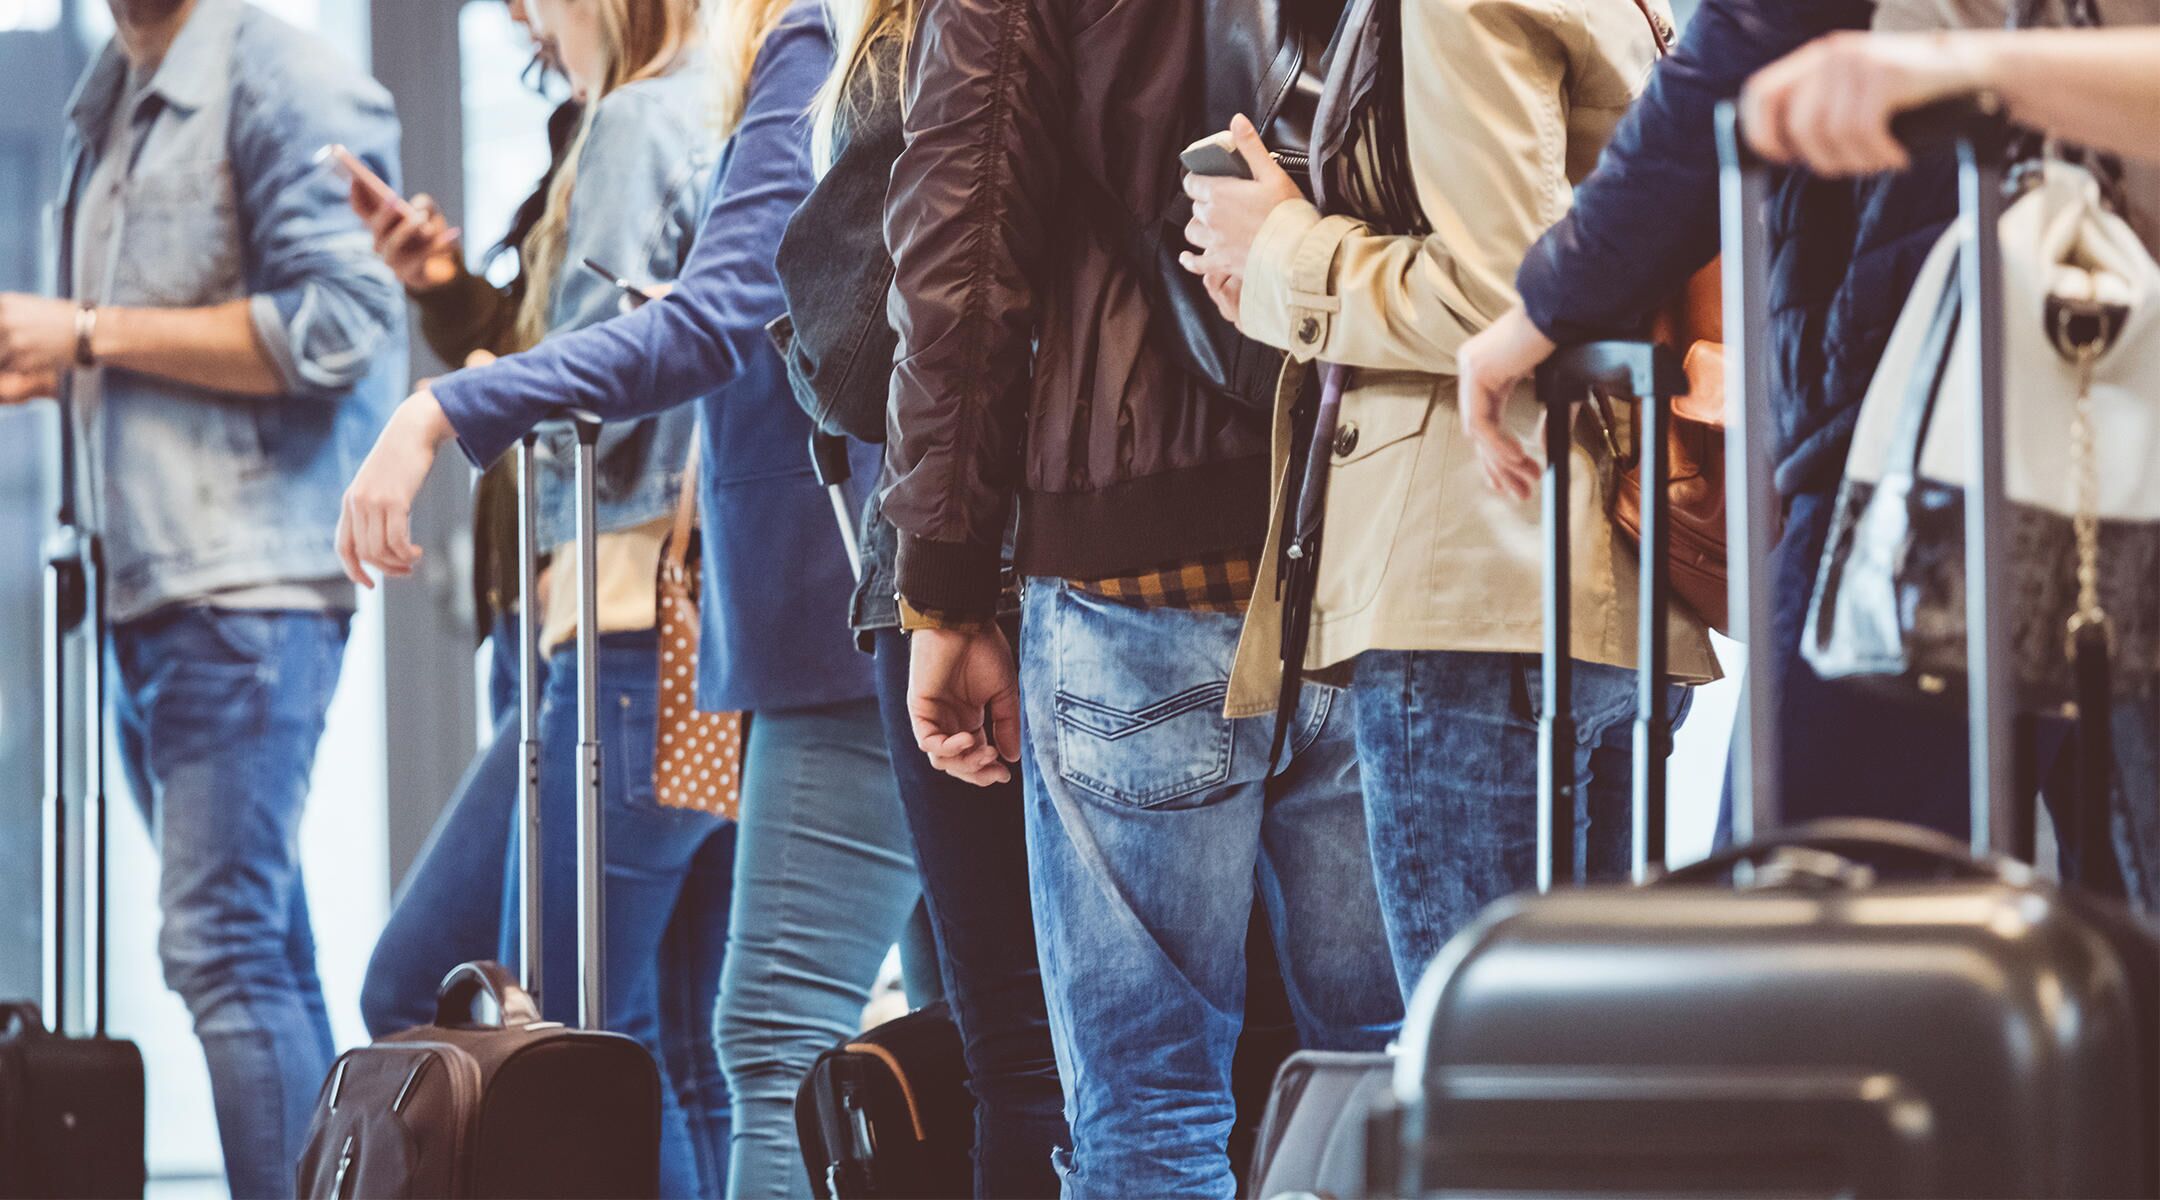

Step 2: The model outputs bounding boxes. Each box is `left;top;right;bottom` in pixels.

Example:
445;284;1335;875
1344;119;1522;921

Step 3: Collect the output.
1180;131;1252;180
581;258;656;309
316;143;415;220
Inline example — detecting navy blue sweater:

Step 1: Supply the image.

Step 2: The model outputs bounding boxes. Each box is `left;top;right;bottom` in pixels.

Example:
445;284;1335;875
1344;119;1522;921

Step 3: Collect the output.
1516;0;1957;498
433;4;864;714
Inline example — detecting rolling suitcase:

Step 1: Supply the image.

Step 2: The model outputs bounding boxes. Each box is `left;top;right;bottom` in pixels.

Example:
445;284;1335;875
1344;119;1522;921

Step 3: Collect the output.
1373;100;2160;1199
0;411;145;1199
296;418;663;1199
794;1000;974;1199
1243;1050;1391;1200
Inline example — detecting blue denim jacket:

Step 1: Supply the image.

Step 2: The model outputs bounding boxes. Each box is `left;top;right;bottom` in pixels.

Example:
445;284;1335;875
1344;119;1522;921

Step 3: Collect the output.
56;0;405;622
527;64;715;548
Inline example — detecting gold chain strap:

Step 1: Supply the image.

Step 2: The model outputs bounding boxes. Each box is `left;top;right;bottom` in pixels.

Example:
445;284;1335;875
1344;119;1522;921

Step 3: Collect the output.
2065;342;2111;658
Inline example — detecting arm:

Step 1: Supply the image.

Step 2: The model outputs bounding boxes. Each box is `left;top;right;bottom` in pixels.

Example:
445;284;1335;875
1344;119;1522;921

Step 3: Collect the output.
1227;0;1622;376
1743;28;2160;176
880;0;1068;621
429;16;831;466
0;293;286;396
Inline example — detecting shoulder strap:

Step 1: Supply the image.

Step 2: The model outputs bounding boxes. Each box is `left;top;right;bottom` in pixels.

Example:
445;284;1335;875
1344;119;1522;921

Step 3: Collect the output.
1630;0;1673;54
664;442;699;580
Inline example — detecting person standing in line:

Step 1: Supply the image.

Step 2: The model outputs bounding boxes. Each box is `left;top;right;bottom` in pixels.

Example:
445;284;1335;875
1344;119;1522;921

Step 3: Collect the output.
353;0;581;1043
0;0;402;1193
879;3;1405;1195
769;2;1066;1193
335;4;932;1195
1180;0;1709;995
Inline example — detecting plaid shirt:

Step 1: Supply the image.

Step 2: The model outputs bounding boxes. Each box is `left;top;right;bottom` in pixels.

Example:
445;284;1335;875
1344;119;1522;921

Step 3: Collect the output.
1066;549;1259;614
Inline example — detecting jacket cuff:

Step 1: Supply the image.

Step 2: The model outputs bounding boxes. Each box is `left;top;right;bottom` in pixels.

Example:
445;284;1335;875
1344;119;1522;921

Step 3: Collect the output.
1239;200;1364;362
895;533;1004;623
430;366;516;470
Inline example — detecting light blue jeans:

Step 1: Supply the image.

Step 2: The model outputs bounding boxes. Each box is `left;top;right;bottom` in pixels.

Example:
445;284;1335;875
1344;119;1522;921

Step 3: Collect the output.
716;696;926;1199
1017;583;1402;1200
111;607;349;1200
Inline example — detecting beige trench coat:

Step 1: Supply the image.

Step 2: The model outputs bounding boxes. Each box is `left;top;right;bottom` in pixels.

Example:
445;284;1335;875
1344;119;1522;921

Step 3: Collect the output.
1226;0;1720;718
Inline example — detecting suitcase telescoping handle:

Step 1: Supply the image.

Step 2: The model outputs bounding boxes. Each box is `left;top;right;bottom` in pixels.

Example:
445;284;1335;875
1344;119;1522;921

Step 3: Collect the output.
1714;94;2020;860
42;387;109;1040
1534;342;1688;890
515;411;609;1032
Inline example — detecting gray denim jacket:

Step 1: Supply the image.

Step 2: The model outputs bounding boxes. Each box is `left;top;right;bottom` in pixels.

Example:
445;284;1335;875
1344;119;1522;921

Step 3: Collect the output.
526;64;716;548
57;0;406;622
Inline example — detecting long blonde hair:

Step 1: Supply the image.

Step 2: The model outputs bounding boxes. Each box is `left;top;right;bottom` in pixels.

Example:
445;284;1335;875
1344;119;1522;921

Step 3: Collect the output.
515;0;704;349
708;0;799;142
808;0;915;175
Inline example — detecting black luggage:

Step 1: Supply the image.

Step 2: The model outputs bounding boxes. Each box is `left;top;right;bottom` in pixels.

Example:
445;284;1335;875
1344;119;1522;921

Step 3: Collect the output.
0;403;146;1200
297;418;663;1199
1373;101;2160;1199
1243;1050;1390;1200
794;1000;974;1200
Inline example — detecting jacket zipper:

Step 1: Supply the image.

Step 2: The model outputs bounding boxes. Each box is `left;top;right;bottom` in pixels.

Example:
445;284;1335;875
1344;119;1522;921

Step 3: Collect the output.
394;1041;484;1193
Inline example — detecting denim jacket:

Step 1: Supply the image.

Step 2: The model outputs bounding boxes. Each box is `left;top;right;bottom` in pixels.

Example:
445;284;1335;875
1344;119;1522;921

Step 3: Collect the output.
527;65;715;548
56;0;405;622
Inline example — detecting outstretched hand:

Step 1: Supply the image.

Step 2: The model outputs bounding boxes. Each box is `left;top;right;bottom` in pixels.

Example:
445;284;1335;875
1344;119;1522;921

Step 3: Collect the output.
336;389;456;587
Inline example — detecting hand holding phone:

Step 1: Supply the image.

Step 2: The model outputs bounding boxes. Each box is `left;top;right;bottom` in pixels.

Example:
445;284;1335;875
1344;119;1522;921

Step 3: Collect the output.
581;259;664;310
318;144;415;221
1180;131;1253;180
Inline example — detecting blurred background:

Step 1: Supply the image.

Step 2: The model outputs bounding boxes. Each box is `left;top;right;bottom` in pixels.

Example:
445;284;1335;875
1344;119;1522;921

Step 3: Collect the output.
0;0;1721;1195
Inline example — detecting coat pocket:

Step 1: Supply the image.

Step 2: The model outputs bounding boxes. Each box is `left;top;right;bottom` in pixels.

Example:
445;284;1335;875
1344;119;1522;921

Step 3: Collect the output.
1312;373;1438;620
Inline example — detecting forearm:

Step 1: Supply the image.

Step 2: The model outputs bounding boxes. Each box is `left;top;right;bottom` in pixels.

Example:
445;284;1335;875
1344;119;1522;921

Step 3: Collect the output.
1978;29;2160;164
91;299;285;396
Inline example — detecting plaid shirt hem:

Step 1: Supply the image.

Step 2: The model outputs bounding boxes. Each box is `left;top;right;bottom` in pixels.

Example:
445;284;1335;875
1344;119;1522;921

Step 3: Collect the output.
1067;549;1259;614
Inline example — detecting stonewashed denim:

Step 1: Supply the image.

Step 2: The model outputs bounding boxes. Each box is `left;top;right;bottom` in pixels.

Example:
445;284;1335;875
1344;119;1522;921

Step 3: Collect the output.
871;629;1066;1197
1018;583;1401;1200
359;617;538;1037
110;607;349;1199
716;697;924;1200
1350;649;1692;1000
499;631;733;1199
58;0;403;621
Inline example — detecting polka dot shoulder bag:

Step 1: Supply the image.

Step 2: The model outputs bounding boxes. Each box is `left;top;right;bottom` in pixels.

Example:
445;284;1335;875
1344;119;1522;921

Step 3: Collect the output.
655;446;746;819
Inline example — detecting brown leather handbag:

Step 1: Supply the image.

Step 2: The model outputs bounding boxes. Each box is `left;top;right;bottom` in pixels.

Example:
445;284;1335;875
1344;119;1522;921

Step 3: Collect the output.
1609;260;1730;631
1605;0;1730;632
654;448;746;819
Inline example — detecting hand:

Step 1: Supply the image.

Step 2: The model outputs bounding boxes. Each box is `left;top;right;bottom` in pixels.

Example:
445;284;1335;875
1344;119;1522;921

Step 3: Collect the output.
356;188;462;292
1201;271;1242;324
908;625;1023;787
337;389;456;586
1741;31;1992;177
1456;304;1557;503
0;368;58;405
0;294;81;377
1177;114;1301;312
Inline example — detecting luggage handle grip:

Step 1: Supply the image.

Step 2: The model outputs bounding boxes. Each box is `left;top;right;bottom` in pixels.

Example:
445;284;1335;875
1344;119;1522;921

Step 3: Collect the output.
1541;341;1690;408
435;961;542;1030
0;1002;45;1038
1722;94;2008;173
1656;819;2028;887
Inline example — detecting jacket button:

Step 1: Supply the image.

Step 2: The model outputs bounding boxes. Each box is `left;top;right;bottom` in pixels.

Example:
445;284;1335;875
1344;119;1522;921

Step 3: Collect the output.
1297;316;1321;344
1332;423;1359;457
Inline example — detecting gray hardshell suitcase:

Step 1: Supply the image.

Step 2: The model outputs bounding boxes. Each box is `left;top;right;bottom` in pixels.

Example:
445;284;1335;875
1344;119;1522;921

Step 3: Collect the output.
1375;100;2160;1199
296;419;663;1199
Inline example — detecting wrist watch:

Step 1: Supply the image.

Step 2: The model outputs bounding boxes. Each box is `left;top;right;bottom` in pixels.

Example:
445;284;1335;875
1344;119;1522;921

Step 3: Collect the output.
74;304;98;368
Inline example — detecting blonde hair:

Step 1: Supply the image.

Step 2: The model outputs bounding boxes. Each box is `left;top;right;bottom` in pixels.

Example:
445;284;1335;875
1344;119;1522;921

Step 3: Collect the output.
808;0;915;175
515;0;704;349
707;0;798;142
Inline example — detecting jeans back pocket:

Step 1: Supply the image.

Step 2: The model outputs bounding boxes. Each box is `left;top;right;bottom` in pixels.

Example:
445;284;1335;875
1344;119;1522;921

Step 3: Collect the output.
1048;589;1240;809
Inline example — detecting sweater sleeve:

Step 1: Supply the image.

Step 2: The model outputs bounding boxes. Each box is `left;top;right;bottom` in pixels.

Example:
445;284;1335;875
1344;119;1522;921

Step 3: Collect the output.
1513;0;1870;344
432;12;833;467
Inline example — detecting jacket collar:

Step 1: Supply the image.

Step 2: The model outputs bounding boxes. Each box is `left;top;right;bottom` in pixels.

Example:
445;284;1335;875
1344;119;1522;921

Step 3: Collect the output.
66;0;242;145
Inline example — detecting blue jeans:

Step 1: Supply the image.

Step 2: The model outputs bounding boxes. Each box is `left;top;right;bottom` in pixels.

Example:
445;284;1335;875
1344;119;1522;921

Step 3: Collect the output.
716;696;923;1200
361;616;537;1037
1018;584;1401;1200
111;607;349;1200
1351;649;1692;1000
501;630;734;1199
872;629;1067;1198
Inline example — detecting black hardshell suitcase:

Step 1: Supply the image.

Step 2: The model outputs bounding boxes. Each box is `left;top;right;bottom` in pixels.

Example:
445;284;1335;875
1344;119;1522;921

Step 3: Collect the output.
296;419;663;1199
794;1000;974;1200
0;399;146;1200
1375;101;2160;1199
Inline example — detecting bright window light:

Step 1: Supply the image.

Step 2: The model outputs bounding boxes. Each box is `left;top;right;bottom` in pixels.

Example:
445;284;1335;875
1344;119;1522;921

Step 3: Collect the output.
0;0;61;33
